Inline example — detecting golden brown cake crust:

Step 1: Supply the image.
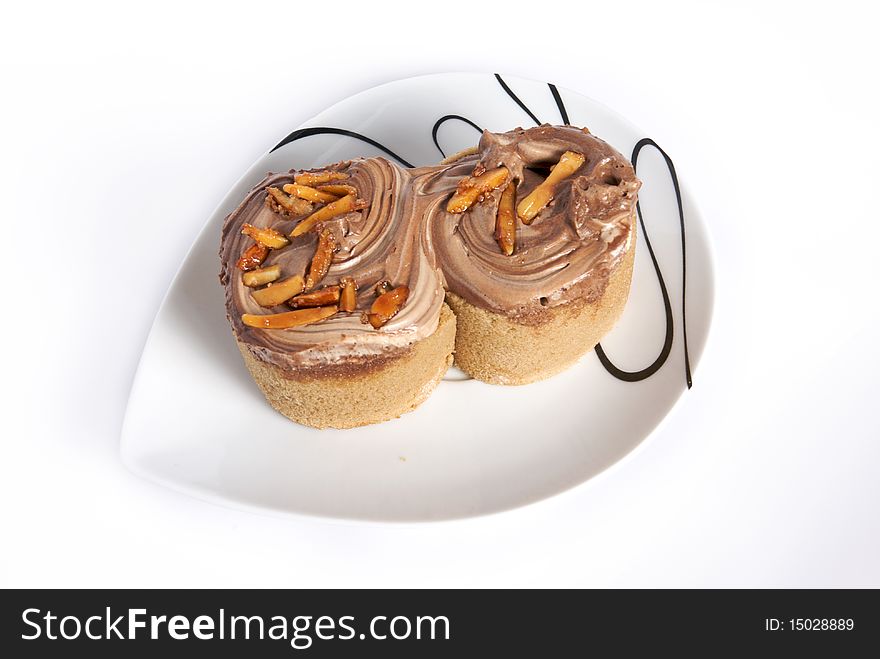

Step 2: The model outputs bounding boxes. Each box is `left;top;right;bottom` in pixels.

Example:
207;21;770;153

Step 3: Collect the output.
236;304;456;429
446;225;635;386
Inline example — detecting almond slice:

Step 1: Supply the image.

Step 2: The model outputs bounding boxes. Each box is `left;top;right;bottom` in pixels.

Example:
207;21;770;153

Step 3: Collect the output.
316;183;358;197
294;171;349;186
446;167;509;213
242;264;281;287
495;180;517;256
242;305;337;329
288;286;341;308
236;243;270;271
266;186;313;216
241;223;289;249
304;228;337;290
516;151;585;224
439;145;479;165
282;183;340;204
290;194;367;238
366;286;409;328
250;274;305;307
339;277;357;312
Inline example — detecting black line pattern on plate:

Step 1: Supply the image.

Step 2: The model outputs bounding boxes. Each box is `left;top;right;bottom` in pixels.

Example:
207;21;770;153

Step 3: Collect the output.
592;140;691;387
548;86;691;388
271;126;415;168
431;115;483;159
635;139;691;388
495;74;542;126
548;84;570;125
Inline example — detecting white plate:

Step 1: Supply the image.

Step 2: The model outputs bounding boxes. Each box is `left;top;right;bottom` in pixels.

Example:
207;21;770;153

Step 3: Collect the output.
121;73;714;522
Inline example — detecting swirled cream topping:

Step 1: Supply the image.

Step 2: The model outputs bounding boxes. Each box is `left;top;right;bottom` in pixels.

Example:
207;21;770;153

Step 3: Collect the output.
427;125;640;318
219;125;640;370
220;158;446;371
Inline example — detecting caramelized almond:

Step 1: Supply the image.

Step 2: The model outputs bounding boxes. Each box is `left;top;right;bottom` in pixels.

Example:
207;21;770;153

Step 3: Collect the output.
495;180;517;256
304;228;337;290
288;286;341;308
446;167;509;213
339;277;358;312
266;186;313;216
439;146;479;166
316;184;358;197
290;194;367;238
517;150;585;224
242;264;281;287
282;183;340;204
236;243;270;271
241;223;289;249
250;274;305;307
367;286;409;328
242;305;337;329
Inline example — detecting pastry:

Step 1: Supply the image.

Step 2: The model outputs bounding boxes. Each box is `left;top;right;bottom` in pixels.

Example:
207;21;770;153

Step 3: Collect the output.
219;125;639;427
219;158;454;429
432;125;640;384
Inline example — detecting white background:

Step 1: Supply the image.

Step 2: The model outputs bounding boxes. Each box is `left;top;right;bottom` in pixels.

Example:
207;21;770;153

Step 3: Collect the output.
2;1;878;587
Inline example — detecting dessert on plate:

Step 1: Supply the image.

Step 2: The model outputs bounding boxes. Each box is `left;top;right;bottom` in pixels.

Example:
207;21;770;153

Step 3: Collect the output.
219;125;640;428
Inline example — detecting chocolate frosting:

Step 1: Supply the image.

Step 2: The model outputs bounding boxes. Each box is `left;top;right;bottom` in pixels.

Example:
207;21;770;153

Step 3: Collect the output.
219;125;639;370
